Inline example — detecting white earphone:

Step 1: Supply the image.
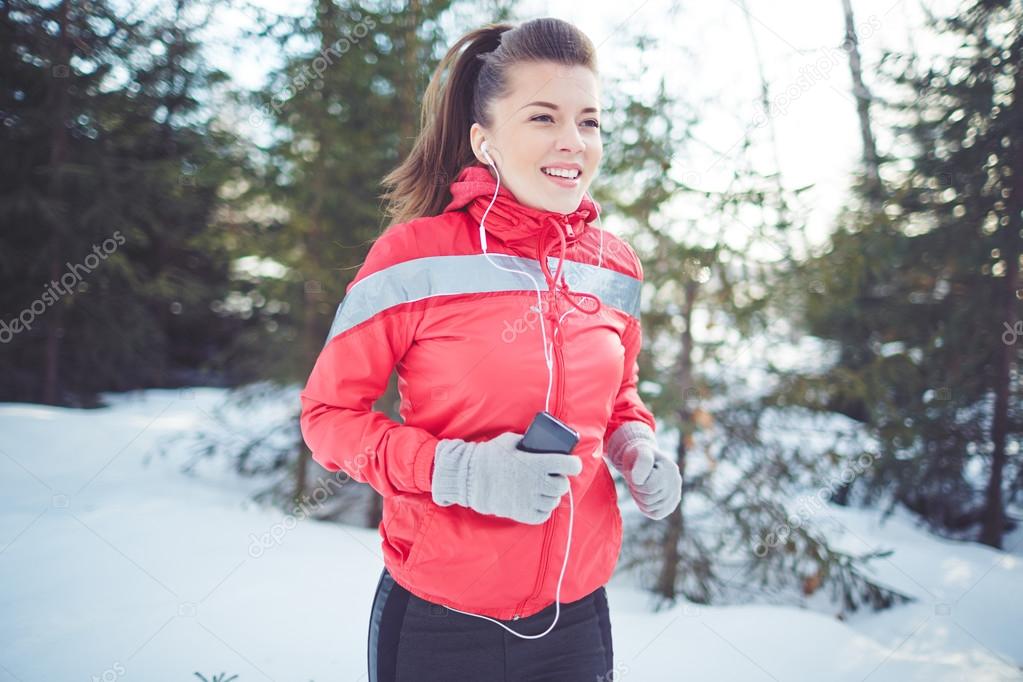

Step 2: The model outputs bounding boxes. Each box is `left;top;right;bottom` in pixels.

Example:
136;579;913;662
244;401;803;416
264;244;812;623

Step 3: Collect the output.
440;137;605;639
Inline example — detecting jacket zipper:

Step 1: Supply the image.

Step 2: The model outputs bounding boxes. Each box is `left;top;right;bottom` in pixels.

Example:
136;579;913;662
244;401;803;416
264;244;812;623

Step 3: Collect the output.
512;289;569;620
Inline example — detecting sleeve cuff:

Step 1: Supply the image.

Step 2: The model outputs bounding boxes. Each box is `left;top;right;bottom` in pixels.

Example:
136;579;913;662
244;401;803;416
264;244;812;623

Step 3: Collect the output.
429;439;471;506
605;421;658;470
412;432;441;493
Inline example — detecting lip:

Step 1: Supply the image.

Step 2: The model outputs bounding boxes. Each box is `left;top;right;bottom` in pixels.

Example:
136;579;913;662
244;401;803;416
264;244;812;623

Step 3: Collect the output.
541;163;583;173
540;164;583;188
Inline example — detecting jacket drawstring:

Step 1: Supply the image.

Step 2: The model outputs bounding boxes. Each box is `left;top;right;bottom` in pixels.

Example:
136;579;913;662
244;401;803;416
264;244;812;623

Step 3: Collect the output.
537;215;602;348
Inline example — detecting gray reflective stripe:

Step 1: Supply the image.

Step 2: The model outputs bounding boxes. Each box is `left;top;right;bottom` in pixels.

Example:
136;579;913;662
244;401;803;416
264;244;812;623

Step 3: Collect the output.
325;254;641;345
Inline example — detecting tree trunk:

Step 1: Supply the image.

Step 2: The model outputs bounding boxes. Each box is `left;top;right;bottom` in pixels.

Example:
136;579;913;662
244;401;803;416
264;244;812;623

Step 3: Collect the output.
841;0;883;207
979;60;1022;549
43;0;71;405
293;439;309;507
294;0;340;505
399;0;420;158
738;0;785;198
655;280;698;600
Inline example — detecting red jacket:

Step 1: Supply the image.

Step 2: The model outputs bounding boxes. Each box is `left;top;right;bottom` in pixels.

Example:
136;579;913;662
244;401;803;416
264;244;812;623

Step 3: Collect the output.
299;163;656;620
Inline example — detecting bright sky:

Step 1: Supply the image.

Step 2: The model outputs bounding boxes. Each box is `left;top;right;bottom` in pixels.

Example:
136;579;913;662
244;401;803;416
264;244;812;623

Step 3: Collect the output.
202;0;961;254
197;0;972;390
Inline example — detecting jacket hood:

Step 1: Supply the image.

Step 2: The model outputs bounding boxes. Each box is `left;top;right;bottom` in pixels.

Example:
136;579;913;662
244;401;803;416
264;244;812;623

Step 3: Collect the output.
442;163;605;338
442;163;601;250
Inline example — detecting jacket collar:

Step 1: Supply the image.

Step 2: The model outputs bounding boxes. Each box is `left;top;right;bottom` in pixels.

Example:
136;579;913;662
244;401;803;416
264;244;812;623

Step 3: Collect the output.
442;162;605;338
442;163;601;251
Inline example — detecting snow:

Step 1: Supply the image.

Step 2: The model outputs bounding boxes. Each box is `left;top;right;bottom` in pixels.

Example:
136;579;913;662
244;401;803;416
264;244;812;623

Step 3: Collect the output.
1;388;1020;681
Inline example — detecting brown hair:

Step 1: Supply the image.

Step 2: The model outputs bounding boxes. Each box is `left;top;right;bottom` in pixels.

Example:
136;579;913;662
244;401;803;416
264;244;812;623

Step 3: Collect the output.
379;18;598;227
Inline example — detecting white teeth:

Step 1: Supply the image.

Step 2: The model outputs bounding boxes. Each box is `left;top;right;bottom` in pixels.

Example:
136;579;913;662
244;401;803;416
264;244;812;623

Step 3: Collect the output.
542;167;580;179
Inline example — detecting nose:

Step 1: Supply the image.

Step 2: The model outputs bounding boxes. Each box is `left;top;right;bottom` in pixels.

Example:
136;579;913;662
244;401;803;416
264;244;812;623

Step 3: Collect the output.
555;120;585;154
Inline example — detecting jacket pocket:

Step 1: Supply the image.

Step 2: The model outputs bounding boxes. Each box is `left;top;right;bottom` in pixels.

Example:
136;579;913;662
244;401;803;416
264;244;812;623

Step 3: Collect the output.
402;498;437;572
382;496;434;569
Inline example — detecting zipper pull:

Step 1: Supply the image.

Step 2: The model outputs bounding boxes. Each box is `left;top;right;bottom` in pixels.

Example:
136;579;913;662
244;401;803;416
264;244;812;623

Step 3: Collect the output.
564;221;575;237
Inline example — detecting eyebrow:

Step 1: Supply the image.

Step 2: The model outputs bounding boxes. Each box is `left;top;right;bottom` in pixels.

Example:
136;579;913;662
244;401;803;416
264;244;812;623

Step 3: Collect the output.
522;100;601;114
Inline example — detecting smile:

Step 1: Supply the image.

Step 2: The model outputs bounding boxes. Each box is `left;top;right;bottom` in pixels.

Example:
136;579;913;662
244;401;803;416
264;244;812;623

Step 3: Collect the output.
541;167;581;187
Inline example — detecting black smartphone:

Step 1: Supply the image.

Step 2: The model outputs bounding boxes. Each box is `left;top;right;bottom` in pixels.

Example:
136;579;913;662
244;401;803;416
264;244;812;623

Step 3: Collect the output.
517;410;580;454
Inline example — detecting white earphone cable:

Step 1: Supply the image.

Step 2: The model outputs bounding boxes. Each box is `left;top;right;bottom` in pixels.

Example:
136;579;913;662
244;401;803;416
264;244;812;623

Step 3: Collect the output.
441;145;603;638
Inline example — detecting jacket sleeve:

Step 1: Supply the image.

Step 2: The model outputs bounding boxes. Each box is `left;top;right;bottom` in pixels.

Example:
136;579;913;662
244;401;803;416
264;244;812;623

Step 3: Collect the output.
603;317;657;453
299;233;439;497
603;243;657;452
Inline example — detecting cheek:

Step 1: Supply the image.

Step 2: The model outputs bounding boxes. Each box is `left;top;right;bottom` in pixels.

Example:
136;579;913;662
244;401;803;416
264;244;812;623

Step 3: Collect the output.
507;139;543;175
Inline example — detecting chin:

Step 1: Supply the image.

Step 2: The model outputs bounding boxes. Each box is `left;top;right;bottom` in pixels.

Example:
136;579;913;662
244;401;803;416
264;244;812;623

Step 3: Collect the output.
537;192;583;215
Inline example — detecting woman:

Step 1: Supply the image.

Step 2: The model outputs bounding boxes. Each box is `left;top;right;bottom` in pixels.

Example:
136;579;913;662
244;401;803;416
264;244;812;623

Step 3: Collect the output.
299;17;682;682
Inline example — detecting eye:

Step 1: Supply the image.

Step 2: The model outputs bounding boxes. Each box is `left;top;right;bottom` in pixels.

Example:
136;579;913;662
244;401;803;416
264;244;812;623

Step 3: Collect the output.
530;113;600;129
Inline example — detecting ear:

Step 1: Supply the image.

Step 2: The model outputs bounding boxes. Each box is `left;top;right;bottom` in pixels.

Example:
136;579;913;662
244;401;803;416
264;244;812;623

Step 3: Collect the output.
469;122;488;164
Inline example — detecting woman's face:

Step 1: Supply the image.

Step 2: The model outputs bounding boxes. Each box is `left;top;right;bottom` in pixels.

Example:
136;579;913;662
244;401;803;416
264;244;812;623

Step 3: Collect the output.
470;60;602;215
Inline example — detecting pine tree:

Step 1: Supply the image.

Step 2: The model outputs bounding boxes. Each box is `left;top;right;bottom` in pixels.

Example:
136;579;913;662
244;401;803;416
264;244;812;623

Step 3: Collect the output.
882;0;1022;547
596;13;914;615
0;0;244;405
784;0;1022;547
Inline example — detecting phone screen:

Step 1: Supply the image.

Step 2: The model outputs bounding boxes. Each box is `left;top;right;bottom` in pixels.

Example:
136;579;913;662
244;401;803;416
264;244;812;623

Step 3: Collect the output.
517;411;579;454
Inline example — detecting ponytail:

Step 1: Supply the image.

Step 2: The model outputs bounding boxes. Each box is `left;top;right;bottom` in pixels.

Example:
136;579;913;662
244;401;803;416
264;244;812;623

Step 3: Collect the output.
379;24;511;227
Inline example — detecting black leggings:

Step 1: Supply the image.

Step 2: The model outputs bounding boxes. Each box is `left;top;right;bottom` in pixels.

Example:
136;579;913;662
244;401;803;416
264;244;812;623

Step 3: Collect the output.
368;568;614;681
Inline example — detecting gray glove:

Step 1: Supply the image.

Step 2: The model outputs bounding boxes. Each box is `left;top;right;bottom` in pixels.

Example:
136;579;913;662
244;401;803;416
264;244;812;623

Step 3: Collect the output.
605;421;682;520
431;432;583;525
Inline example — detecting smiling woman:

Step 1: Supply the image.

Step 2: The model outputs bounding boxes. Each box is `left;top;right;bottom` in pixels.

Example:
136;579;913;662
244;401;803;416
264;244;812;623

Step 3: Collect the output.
300;15;681;682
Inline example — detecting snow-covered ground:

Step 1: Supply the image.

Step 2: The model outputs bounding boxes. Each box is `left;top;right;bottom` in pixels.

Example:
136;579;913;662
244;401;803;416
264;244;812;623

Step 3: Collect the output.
1;388;1020;681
